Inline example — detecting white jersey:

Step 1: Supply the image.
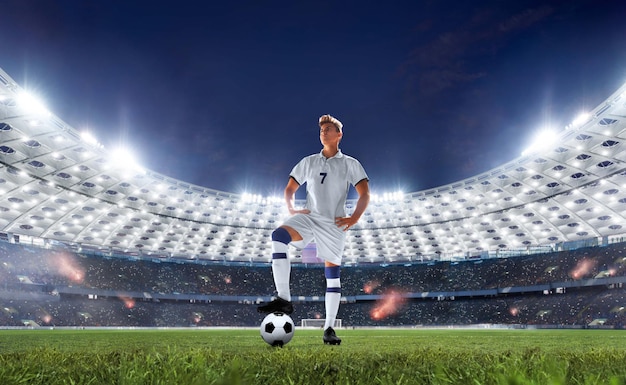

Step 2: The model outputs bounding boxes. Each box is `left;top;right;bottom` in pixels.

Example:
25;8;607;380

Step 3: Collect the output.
289;149;369;219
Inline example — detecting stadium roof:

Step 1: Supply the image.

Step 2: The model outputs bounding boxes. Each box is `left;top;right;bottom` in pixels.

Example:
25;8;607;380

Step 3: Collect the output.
1;67;626;264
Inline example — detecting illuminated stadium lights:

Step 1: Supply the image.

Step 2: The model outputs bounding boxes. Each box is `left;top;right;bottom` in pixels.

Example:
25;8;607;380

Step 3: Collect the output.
3;68;626;262
80;131;101;147
240;192;260;203
16;91;50;117
571;112;591;128
371;191;404;203
521;128;559;157
109;148;145;175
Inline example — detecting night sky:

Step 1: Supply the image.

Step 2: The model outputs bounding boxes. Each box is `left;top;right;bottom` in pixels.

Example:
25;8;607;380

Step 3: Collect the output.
2;0;626;198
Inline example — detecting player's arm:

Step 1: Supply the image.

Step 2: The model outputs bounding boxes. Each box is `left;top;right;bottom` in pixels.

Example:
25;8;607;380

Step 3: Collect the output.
284;176;310;215
335;179;370;231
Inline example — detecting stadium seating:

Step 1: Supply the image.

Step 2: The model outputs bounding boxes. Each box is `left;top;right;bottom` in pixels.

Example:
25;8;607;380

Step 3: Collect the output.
2;240;625;328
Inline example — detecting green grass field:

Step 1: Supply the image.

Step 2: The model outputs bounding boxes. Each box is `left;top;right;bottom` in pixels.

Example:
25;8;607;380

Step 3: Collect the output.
1;328;625;384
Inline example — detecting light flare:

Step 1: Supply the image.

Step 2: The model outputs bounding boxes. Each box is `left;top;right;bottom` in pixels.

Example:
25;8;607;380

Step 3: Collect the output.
370;290;406;320
119;296;135;309
570;258;597;279
38;308;53;324
192;312;203;324
51;252;85;283
363;280;380;294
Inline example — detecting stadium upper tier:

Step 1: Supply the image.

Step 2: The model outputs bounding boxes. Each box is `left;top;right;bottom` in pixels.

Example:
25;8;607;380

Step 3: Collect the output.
1;67;626;264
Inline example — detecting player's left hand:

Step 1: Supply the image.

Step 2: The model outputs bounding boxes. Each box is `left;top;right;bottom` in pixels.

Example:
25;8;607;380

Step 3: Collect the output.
335;216;358;231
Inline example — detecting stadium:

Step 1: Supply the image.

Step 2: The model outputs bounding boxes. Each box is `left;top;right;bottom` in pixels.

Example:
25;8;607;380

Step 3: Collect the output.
2;65;626;330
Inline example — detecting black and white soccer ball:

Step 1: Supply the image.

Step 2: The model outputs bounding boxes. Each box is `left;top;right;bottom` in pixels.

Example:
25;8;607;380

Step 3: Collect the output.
260;312;295;347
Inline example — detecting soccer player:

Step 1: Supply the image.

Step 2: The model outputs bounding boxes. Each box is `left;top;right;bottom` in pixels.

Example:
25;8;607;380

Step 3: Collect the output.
258;114;370;345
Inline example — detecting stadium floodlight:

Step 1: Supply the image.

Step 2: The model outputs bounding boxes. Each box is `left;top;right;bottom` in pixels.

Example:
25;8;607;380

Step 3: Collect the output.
110;147;145;174
80;131;102;147
17;91;50;117
241;192;265;204
521;128;559;156
268;195;282;204
378;191;404;202
571;112;590;128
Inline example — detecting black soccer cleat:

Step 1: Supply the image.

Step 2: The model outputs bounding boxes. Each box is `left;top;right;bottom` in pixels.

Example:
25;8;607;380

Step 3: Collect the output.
323;327;342;345
257;297;294;314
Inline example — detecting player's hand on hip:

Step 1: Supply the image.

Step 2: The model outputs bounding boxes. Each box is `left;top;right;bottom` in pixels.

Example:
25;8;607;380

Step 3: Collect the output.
335;216;357;231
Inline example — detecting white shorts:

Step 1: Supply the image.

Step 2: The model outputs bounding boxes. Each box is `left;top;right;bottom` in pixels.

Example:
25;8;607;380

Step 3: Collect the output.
282;212;346;265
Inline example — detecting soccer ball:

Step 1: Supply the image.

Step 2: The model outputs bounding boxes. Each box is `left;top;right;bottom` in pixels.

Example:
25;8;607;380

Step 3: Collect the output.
260;312;295;347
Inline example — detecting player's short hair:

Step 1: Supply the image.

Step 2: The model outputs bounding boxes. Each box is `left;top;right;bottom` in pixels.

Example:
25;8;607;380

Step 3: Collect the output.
319;114;343;133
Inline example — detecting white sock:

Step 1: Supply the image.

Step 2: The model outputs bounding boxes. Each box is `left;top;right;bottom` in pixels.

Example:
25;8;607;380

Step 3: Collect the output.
324;277;341;329
271;241;291;301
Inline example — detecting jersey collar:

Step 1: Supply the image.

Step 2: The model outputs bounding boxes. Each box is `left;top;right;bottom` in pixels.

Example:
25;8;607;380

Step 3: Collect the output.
319;149;344;159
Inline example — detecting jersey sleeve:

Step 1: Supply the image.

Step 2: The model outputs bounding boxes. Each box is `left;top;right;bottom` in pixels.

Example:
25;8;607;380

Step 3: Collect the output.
289;157;309;185
348;158;369;186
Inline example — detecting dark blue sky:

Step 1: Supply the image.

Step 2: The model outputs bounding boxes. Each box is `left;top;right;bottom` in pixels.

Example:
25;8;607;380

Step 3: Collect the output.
2;0;626;196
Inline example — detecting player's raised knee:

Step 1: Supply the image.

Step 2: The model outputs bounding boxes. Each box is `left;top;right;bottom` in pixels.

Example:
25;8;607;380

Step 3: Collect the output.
271;227;292;244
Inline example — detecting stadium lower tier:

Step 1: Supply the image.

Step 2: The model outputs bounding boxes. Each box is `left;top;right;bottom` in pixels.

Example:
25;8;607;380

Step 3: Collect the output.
2;239;626;327
2;240;626;297
1;286;625;328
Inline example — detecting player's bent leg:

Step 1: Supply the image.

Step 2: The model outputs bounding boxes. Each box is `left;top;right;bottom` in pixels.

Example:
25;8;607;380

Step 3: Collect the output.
270;227;292;301
258;227;295;314
323;262;342;345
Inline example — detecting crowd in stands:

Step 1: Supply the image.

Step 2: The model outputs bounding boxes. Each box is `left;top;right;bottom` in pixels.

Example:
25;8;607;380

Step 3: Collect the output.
1;240;626;328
